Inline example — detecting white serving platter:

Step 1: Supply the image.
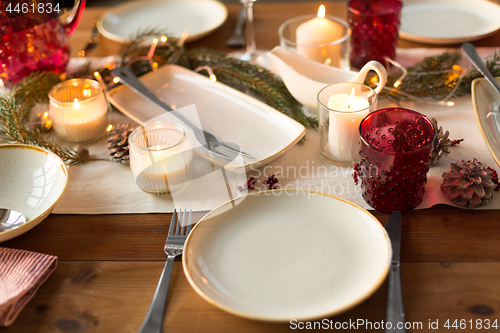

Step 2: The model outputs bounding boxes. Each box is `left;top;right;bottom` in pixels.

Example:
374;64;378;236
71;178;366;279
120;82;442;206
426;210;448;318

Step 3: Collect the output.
107;65;306;171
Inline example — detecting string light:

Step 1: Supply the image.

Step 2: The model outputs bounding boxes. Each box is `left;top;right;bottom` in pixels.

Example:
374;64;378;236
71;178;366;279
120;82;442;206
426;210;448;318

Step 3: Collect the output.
147;38;159;61
324;58;332;66
384;56;407;88
106;124;114;132
179;31;189;47
113;77;120;84
160;35;167;43
194;66;217;82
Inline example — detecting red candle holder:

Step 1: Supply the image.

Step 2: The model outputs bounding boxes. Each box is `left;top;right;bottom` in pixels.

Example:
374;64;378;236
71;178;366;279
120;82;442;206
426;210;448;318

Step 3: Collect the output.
348;0;402;69
357;108;434;213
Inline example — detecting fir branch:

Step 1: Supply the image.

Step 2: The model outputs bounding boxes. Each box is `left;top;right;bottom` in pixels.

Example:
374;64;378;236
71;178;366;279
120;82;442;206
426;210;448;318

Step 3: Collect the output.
186;48;315;128
0;75;87;166
379;50;500;103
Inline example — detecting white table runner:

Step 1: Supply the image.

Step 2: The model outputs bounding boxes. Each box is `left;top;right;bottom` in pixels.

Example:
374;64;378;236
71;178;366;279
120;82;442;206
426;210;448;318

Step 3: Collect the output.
41;47;500;213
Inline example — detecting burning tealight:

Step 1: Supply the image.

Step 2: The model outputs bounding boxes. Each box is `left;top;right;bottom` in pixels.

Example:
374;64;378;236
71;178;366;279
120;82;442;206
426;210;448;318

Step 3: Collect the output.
49;79;109;143
295;5;346;64
318;82;378;165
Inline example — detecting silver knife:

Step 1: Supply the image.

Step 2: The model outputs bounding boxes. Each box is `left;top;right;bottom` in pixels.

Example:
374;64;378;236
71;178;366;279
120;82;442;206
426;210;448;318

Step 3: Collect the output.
385;210;407;333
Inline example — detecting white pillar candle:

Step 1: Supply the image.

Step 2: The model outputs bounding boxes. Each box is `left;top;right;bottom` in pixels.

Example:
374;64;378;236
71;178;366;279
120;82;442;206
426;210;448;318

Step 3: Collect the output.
49;79;108;143
328;88;370;161
296;5;345;63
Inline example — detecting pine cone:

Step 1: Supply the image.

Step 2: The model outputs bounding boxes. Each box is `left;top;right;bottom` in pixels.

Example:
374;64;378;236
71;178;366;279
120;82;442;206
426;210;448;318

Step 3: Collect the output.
441;159;499;209
430;118;452;164
107;124;134;164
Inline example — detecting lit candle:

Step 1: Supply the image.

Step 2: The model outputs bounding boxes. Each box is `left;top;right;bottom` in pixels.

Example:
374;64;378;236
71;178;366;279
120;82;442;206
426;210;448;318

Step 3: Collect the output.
328;88;370;160
129;123;193;195
49;79;108;142
296;5;345;63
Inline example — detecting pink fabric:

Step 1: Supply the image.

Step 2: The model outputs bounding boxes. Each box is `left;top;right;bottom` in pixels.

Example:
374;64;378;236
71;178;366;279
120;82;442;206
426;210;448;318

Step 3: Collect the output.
0;247;57;326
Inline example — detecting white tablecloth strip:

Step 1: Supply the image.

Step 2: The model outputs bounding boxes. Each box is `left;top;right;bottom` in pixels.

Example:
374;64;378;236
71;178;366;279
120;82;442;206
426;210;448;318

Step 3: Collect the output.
45;47;500;214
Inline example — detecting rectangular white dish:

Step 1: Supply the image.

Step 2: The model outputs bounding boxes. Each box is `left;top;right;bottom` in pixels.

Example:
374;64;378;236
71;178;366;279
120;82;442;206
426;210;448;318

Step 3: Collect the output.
107;65;306;171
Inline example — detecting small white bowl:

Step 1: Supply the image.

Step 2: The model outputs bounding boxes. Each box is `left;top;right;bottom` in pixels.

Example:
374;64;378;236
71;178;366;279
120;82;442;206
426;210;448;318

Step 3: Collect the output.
0;144;68;242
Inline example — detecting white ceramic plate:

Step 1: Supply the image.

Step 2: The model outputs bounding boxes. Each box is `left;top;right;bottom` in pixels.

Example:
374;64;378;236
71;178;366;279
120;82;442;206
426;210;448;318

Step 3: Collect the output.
183;190;391;321
472;77;500;168
400;0;500;44
107;65;306;171
0;145;68;242
97;0;228;43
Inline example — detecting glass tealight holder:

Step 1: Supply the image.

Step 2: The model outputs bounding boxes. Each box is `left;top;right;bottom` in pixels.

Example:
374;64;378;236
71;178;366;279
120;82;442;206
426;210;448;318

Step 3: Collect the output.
279;14;350;69
129;122;193;195
318;82;377;166
49;79;109;143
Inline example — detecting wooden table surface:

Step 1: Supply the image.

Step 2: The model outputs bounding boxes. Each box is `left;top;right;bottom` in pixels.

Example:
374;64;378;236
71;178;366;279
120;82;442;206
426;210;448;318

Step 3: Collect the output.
4;1;500;332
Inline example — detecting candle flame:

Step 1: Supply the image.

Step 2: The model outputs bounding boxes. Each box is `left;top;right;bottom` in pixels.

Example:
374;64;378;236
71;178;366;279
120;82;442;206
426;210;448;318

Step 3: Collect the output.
317;4;325;18
347;88;355;109
73;98;81;110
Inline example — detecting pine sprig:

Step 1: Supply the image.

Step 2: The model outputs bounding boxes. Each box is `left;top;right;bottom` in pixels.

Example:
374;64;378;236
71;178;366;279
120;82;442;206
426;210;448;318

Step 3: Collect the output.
0;74;88;166
187;48;315;128
380;50;500;103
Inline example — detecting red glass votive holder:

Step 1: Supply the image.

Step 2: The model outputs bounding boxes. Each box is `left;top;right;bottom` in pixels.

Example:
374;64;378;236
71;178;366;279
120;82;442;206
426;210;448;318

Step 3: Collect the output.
348;0;402;69
357;108;434;213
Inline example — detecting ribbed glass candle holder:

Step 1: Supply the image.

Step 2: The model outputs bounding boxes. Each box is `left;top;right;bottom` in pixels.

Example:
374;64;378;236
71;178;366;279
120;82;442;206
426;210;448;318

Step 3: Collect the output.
129;123;193;195
49;79;109;143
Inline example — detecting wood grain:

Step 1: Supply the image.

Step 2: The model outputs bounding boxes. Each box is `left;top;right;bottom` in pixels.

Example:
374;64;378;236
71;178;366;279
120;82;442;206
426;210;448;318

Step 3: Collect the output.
4;1;500;332
3;261;500;332
3;206;500;262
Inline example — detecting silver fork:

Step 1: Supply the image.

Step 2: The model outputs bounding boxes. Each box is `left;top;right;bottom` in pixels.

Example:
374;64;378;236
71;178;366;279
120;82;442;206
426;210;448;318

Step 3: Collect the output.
111;67;255;161
138;209;192;333
226;8;246;48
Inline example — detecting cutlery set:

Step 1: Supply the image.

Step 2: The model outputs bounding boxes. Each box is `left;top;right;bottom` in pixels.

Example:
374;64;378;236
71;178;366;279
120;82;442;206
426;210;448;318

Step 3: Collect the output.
139;208;407;333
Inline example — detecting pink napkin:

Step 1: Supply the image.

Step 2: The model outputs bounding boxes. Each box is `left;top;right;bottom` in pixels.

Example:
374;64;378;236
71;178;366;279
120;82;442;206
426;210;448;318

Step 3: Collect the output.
0;247;57;326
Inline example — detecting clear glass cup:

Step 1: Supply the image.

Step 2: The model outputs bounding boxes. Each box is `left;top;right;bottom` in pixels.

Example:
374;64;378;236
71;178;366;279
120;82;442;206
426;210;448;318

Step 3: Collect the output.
357;108;435;212
49;79;109;143
279;14;350;69
129;123;194;195
318;82;377;166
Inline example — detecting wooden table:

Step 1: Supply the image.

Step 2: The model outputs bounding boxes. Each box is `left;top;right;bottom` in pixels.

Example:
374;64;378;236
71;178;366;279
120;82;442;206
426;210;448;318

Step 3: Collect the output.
4;2;500;332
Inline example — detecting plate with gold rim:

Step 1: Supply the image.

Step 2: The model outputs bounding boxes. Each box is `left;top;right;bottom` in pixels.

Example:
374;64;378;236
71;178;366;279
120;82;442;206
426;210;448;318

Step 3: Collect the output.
97;0;228;44
472;77;500;168
182;190;391;321
400;0;500;44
